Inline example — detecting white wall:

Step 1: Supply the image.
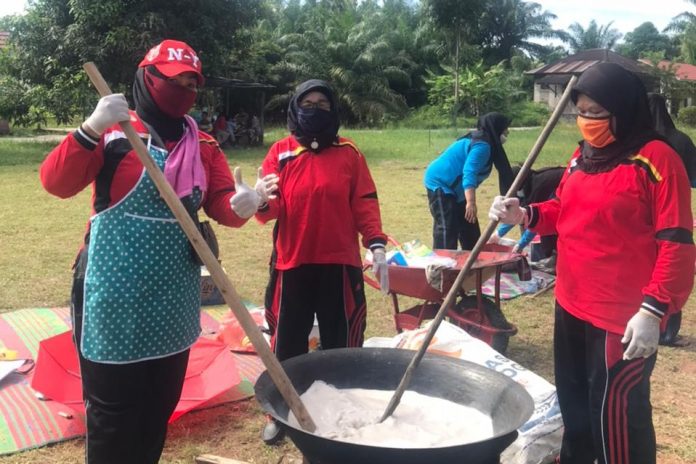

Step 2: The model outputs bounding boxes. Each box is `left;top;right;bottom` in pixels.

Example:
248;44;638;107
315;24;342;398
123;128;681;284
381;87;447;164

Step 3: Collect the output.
533;83;577;116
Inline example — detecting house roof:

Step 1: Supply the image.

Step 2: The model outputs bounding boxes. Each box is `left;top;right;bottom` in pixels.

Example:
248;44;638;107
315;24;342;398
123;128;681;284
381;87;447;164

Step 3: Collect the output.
204;76;274;90
526;48;650;76
0;32;9;49
535;74;572;85
638;59;696;81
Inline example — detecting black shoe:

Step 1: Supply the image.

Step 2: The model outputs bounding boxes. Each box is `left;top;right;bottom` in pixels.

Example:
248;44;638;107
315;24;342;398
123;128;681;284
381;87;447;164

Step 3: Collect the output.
262;419;286;445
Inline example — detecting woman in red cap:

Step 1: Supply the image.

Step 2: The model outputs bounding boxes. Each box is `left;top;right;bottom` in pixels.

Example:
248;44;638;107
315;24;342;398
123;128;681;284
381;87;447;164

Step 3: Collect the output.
40;40;277;464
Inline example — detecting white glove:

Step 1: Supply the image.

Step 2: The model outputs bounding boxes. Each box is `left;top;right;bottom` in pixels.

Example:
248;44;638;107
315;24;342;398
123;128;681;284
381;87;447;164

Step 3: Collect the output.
621;309;660;360
254;167;279;205
488;196;527;225
83;94;130;136
372;247;389;295
230;167;262;219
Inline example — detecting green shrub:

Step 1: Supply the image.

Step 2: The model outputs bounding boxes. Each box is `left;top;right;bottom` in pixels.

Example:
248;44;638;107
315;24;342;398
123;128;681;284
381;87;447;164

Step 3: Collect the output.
395;105;473;129
390;100;551;130
678;106;696;127
507;101;551;127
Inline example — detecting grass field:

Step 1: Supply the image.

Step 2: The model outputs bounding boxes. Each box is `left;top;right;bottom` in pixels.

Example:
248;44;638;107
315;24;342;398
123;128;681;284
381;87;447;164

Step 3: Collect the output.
0;124;695;463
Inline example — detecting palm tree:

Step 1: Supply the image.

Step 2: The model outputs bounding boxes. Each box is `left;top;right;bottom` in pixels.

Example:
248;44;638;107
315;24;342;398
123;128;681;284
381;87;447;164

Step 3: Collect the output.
561;20;622;53
423;0;486;107
262;0;416;124
475;0;566;64
680;24;696;64
665;0;696;32
665;1;696;64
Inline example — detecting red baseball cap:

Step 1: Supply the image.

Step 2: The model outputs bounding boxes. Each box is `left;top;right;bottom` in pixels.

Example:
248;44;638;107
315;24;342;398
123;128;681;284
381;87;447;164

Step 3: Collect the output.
139;39;204;84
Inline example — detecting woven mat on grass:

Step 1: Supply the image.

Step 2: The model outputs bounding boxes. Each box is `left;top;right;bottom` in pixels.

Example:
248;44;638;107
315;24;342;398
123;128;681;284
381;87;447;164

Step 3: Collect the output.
481;269;556;300
0;305;264;456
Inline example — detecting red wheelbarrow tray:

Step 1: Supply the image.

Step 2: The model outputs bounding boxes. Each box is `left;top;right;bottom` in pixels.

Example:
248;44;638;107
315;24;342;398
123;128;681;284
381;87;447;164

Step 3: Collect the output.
364;246;524;341
365;247;521;300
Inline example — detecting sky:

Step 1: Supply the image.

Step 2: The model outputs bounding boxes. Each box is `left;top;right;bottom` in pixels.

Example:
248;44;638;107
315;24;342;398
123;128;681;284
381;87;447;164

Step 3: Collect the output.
1;0;696;42
535;0;696;38
0;0;26;18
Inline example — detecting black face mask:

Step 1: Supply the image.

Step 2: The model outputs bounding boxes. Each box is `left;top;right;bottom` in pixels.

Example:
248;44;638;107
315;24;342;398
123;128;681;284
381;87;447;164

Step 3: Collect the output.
287;80;341;152
297;108;333;135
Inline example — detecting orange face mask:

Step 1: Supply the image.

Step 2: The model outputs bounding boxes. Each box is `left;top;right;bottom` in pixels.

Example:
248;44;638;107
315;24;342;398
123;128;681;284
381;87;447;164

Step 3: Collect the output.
576;115;616;148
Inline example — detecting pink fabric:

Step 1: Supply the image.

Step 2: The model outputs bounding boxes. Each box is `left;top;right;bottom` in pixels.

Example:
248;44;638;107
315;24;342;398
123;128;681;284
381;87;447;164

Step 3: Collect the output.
164;115;207;198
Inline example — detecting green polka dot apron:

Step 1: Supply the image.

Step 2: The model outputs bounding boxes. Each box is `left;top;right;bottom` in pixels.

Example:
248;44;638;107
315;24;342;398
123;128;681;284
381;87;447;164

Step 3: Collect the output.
82;142;201;363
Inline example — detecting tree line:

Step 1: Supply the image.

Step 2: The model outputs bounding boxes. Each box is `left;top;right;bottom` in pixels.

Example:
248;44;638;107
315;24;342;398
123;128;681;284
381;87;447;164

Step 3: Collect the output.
0;0;695;128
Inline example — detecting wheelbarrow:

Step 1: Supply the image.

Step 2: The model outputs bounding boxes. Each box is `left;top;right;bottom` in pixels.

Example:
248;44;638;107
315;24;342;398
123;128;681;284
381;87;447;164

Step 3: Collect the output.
364;243;526;353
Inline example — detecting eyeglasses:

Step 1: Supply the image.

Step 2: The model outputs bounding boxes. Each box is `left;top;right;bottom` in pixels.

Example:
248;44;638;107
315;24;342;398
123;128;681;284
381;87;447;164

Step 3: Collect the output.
299;100;331;111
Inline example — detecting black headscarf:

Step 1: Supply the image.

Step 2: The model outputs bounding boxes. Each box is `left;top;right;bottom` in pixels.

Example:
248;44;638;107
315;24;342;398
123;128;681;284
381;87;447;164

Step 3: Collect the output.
571;62;662;173
287;79;340;152
132;66;186;142
518;165;565;205
647;93;676;133
648;92;696;181
463;112;513;195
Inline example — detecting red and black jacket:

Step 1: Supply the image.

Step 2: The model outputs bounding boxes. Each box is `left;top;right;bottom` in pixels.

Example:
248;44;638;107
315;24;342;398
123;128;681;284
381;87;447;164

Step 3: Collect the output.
40;112;247;251
528;140;695;334
256;135;387;270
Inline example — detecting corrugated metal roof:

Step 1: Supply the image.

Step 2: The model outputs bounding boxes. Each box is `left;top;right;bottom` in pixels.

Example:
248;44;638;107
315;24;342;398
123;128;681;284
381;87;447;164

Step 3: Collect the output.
536;74;572;85
205;76;274;90
525;49;649;76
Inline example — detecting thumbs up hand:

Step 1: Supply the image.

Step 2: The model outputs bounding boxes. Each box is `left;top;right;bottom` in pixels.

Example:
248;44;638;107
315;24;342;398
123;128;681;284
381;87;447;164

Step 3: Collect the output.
230;167;262;219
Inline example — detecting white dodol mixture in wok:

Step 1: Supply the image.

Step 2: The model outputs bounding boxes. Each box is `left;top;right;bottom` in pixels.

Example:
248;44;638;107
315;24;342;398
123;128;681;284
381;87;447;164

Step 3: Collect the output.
288;380;494;448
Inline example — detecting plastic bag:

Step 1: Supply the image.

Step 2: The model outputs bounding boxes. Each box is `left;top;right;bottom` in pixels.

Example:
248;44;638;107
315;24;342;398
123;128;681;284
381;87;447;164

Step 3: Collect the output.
365;321;563;464
215;308;268;353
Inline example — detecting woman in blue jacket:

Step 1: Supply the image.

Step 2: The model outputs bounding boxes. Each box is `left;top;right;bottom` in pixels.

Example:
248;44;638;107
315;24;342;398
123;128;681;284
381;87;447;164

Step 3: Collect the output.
424;112;512;250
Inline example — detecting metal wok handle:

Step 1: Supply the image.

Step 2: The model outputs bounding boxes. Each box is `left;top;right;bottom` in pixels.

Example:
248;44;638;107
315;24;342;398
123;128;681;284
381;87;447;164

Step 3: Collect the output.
82;62;316;432
380;74;580;423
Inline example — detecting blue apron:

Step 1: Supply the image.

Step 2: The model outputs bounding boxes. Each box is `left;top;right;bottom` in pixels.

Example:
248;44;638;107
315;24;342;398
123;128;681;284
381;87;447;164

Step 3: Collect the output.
82;142;201;363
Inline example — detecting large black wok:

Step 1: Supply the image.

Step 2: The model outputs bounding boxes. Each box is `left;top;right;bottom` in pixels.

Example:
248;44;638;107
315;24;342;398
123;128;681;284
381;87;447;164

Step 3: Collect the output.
255;347;534;464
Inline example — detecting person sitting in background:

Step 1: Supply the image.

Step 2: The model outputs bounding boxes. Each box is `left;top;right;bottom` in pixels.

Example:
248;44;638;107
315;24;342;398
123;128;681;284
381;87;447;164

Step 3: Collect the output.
249;114;262;144
424;112;513;250
233;110;249;136
213;110;233;147
198;111;212;133
189;108;202;124
647;92;696;346
226;114;237;145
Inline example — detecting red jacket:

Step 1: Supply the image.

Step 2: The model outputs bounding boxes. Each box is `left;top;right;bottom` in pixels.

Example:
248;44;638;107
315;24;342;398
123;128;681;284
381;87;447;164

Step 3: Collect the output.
40;113;247;249
214;115;227;132
529;140;695;334
256;135;387;270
